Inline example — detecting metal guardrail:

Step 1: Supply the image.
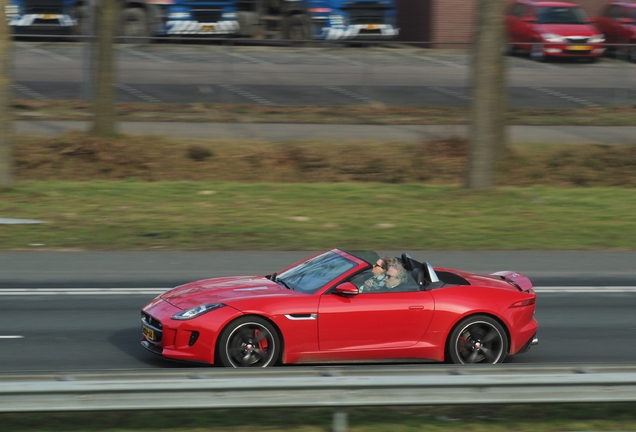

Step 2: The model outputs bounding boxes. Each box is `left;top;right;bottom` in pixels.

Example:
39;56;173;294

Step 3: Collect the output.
2;365;636;413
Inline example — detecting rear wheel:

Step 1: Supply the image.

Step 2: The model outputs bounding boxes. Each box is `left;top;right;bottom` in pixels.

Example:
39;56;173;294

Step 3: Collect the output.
447;315;508;364
218;316;280;367
283;14;312;42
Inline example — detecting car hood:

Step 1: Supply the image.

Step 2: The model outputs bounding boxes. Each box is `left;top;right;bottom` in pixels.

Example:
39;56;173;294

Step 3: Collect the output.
535;23;599;37
160;276;292;310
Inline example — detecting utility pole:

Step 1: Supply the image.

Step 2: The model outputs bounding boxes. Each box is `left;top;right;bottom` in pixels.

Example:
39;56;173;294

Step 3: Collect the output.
0;0;13;187
466;0;508;189
91;0;118;137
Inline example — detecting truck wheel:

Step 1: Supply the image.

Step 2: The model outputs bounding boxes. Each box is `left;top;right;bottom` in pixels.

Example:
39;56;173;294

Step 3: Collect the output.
72;6;89;41
283;14;312;43
119;8;151;44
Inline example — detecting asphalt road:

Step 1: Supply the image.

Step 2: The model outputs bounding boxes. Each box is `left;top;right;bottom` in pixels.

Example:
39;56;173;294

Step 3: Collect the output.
1;251;635;372
13;42;636;108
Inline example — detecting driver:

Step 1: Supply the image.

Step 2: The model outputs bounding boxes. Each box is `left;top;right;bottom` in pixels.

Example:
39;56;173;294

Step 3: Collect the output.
384;264;409;291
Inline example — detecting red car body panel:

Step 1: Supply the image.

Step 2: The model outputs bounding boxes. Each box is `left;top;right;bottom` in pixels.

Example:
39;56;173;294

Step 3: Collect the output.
141;249;538;366
595;2;636;46
506;0;606;58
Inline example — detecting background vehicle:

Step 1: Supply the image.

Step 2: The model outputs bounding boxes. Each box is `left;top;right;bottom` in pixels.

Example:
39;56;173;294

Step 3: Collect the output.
595;1;636;62
141;249;538;367
6;0;78;36
505;0;606;61
6;0;398;42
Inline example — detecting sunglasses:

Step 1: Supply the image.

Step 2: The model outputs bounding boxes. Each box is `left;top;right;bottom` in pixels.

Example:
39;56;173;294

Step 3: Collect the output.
386;274;397;279
373;263;384;269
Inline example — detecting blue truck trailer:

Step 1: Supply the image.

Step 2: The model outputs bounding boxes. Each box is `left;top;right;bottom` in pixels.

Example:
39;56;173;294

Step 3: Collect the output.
5;0;77;35
5;0;398;41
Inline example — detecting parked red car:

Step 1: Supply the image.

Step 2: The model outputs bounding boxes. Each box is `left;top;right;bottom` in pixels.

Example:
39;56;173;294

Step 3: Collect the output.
595;2;636;62
505;0;606;61
141;249;539;367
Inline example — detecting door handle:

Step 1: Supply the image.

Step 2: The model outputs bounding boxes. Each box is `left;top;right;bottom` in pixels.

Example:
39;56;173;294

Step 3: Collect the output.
408;305;424;310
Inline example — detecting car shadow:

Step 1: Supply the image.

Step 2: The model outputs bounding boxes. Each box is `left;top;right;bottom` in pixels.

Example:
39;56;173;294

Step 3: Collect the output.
108;327;206;368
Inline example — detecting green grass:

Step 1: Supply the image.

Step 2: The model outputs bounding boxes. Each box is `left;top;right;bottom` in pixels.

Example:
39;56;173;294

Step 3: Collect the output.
2;404;636;431
2;181;636;250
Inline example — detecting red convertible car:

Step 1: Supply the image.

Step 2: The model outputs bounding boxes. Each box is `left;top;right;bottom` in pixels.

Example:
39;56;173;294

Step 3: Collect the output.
141;249;538;367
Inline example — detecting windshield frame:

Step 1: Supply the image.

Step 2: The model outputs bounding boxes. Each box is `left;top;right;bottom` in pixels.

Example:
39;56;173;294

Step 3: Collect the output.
277;250;362;295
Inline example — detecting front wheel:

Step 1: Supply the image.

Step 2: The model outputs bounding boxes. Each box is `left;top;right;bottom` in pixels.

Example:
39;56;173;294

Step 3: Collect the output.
530;42;546;62
217;316;280;367
447;315;508;364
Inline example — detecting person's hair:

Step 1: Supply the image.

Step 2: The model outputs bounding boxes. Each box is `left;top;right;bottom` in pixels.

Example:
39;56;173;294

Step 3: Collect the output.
380;256;398;270
388;264;408;284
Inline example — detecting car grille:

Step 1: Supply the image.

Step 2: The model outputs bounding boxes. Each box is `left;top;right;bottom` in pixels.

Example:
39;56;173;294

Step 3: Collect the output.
141;311;163;343
567;37;589;44
342;2;386;25
191;8;223;23
23;0;64;14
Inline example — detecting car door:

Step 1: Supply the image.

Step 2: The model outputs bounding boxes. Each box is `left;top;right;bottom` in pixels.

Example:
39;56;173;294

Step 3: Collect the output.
317;271;435;351
600;4;622;45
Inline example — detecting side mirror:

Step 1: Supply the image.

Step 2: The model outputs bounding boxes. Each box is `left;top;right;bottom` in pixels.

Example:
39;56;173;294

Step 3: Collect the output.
335;282;359;296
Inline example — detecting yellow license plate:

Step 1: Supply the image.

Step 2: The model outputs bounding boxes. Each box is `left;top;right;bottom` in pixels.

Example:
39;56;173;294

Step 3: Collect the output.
41;14;58;19
201;25;216;31
142;325;155;341
364;24;380;30
569;45;592;51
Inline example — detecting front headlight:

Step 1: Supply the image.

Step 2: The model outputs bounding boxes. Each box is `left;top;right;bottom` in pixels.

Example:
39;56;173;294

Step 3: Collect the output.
172;303;225;320
589;34;605;43
541;33;566;43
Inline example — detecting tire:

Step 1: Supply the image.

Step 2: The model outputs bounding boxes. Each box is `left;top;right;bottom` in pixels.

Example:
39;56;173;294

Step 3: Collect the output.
530;42;545;62
447;315;508;364
629;45;636;63
283;14;312;43
217;316;281;368
119;8;151;44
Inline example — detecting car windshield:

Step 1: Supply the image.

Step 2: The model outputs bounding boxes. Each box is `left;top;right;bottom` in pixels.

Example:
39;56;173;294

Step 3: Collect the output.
277;251;358;294
537;6;588;24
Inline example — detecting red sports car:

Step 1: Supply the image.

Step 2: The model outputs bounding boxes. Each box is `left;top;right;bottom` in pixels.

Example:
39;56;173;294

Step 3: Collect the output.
141;249;538;367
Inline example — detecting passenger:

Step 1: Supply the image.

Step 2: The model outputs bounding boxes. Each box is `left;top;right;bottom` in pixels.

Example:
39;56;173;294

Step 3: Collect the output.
361;256;397;292
384;264;409;291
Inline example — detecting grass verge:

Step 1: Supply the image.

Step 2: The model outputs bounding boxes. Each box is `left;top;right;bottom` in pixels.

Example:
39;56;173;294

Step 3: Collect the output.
2;182;636;250
2;404;636;431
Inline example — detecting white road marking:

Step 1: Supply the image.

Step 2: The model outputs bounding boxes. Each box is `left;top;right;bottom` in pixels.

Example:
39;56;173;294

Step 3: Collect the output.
115;83;161;103
24;46;73;62
532;86;599;108
429;86;471;101
219;84;276;106
534;286;636;293
0;336;24;339
12;84;49;101
0;288;166;296
318;53;367;67
1;287;636;295
324;85;376;104
121;48;174;64
223;51;272;65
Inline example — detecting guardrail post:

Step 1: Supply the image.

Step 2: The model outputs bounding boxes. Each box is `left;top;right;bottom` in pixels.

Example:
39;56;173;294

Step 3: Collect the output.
333;407;348;432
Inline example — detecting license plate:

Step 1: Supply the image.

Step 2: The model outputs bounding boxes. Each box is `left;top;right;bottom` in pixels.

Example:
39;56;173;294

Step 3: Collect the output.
142;325;155;341
41;14;58;19
569;45;592;51
201;25;216;31
364;24;380;30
